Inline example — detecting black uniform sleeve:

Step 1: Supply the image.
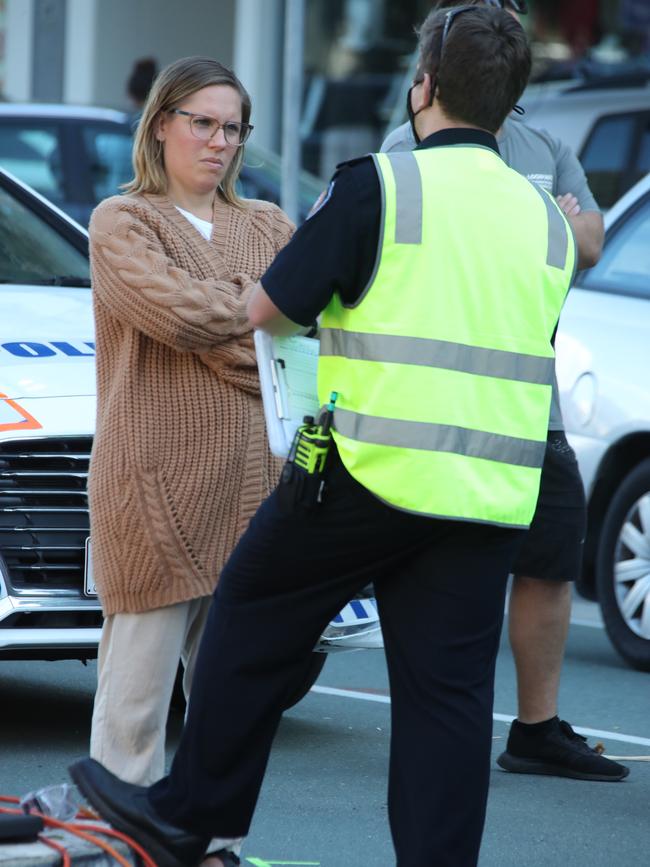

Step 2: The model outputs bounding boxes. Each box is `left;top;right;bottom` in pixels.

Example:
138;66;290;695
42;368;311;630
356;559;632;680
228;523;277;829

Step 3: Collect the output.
260;158;381;326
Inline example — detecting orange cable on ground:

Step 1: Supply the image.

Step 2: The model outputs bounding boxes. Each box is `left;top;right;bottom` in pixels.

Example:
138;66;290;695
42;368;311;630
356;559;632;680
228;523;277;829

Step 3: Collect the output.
1;794;158;867
68;822;158;867
42;816;132;867
38;834;72;867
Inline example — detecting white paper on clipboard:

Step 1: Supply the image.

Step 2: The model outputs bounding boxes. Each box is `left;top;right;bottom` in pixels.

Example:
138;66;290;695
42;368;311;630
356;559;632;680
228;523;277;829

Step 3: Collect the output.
254;330;320;457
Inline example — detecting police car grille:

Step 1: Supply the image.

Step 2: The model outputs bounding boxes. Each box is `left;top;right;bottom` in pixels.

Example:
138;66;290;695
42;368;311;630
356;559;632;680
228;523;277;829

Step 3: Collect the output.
0;437;92;595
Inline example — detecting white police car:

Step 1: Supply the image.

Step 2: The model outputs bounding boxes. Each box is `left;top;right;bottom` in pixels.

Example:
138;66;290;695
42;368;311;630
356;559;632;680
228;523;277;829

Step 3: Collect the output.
0;166;99;660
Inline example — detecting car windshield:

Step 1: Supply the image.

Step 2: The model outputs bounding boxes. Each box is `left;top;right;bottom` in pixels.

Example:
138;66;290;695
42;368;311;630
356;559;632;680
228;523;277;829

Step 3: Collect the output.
0;183;89;286
581;192;650;297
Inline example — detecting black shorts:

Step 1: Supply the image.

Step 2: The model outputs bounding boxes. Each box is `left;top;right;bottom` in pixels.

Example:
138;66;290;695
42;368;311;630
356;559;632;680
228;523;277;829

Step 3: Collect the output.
512;431;586;582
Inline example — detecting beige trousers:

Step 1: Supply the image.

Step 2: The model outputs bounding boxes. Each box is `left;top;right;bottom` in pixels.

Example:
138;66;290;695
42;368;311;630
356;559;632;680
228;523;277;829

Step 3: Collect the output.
90;598;243;857
90;597;213;785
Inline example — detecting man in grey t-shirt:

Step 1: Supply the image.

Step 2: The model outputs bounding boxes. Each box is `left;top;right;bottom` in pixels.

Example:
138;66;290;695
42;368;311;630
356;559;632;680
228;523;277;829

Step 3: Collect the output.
382;0;629;783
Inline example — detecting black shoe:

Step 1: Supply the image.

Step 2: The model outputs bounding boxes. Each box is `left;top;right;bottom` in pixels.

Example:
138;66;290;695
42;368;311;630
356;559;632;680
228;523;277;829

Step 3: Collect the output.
497;717;630;782
69;758;209;867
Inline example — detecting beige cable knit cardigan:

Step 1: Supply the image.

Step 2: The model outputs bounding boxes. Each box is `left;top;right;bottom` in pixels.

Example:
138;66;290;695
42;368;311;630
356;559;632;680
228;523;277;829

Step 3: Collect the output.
87;192;294;615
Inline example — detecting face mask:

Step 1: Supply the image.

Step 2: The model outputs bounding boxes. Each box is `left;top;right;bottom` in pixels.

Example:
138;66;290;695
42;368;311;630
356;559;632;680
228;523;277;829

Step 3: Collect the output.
406;81;435;145
407;5;474;145
406;83;422;145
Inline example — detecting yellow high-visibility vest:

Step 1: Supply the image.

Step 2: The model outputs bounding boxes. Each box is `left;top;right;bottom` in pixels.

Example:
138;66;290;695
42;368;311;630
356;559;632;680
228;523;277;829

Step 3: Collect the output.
318;146;575;528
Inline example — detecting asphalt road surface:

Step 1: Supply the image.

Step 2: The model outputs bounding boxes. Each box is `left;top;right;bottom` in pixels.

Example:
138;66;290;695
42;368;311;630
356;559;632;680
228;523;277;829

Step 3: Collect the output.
1;596;648;866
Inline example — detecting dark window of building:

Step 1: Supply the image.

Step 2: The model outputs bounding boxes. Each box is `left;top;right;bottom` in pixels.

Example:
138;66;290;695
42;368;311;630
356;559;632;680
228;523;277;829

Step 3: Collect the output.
301;0;430;179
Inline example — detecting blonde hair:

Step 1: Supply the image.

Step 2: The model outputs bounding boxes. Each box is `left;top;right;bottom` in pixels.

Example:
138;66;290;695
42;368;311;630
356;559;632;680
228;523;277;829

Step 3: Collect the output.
123;56;251;207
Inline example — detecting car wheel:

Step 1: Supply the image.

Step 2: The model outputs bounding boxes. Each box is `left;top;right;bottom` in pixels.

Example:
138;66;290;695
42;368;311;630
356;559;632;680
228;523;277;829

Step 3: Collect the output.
596;459;650;671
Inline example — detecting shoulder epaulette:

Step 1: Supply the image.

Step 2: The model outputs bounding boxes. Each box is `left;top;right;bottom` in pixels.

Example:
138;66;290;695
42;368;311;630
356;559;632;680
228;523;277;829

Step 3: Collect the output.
334;154;374;174
331;154;375;185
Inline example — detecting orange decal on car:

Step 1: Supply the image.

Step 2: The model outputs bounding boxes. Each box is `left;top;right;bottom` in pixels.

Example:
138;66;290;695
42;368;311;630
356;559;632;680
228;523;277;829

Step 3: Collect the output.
0;392;42;431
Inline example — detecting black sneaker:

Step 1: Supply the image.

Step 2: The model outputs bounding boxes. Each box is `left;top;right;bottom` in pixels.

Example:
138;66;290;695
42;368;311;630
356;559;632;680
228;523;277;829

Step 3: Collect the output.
497;717;630;781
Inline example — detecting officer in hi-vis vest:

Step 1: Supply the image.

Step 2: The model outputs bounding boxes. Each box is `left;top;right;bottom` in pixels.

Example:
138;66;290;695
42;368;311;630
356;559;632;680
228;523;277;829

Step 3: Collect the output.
69;7;576;867
382;0;629;788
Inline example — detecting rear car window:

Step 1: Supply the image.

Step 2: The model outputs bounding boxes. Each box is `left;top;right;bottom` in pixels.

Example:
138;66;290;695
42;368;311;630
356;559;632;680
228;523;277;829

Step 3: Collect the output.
0;123;65;203
580;114;636;210
634;116;650;185
81;124;133;202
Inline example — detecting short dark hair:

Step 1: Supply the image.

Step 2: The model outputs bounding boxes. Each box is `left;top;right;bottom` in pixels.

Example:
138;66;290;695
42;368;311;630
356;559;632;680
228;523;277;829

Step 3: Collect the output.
416;6;531;132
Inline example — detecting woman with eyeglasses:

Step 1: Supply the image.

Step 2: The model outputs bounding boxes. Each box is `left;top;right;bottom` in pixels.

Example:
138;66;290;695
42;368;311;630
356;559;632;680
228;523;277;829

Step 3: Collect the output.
86;56;293;867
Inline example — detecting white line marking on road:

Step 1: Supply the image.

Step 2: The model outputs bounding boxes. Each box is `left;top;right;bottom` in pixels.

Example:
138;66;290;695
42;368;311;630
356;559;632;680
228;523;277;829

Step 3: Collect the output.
313;685;389;703
311;686;650;747
570;617;603;629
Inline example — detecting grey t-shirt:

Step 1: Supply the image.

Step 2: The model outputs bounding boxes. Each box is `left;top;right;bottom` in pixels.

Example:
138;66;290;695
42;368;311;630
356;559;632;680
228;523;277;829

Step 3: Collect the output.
380;117;599;430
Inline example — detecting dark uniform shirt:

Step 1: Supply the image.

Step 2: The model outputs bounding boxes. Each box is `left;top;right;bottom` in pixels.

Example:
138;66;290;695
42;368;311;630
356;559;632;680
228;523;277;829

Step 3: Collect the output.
261;128;500;325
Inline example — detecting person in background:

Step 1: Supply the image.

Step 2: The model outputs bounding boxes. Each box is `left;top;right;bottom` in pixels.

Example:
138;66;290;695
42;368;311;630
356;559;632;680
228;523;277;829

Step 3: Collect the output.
71;8;579;865
382;0;628;784
87;55;292;867
126;57;158;127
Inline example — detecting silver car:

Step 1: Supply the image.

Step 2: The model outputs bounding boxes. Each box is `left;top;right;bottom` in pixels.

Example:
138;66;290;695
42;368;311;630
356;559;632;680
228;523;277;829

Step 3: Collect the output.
557;172;650;670
0;103;324;226
522;78;650;210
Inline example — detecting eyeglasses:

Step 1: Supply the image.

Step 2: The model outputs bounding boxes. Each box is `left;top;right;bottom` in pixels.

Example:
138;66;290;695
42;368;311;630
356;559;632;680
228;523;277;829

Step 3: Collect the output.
440;5;474;46
168;109;253;146
485;0;529;13
433;0;529;86
430;5;480;96
406;5;477;141
408;0;526;140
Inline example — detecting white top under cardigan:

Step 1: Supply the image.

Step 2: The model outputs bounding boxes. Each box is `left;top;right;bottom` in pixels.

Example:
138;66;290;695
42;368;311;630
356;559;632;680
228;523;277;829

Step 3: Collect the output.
176;206;213;241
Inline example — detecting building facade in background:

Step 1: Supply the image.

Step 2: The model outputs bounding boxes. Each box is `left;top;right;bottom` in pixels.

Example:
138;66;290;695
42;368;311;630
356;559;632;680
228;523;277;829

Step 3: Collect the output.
0;0;648;181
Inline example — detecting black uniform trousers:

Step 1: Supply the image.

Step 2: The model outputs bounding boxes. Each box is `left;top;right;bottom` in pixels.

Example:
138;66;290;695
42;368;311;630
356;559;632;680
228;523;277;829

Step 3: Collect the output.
150;446;524;867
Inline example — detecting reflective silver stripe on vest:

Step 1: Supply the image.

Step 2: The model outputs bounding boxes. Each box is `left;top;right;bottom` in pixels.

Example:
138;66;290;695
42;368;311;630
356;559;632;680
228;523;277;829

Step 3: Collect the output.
334;408;546;468
533;184;569;270
320;328;555;385
386;151;422;245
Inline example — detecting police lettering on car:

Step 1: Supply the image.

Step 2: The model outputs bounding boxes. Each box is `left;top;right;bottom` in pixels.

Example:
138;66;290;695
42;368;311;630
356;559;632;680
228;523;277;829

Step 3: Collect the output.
0;340;95;359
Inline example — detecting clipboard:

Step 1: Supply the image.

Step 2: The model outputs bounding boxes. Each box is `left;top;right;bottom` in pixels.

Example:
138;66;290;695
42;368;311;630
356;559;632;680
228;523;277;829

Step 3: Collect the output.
254;330;321;457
